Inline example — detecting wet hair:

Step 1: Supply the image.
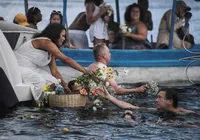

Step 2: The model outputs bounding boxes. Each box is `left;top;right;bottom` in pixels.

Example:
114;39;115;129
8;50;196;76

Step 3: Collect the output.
49;10;63;24
33;23;66;45
68;80;76;91
27;7;41;24
160;88;178;108
84;0;103;6
124;3;144;24
93;43;106;59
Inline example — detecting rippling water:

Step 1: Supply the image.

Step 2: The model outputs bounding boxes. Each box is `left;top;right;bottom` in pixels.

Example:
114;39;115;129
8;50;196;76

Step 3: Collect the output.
1;84;200;140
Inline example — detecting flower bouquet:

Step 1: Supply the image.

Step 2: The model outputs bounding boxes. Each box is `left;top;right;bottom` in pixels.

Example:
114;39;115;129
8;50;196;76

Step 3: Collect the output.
144;81;159;95
99;2;114;23
76;66;114;95
119;24;132;34
119;24;132;49
75;66;114;110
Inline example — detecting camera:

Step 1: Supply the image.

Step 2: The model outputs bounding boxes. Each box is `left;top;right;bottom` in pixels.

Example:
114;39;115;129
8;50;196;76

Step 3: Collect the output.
185;12;192;20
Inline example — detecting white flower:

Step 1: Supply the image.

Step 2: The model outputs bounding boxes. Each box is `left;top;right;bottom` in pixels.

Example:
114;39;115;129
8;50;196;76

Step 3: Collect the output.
105;82;109;87
57;79;61;84
93;106;97;111
119;24;131;33
128;28;132;32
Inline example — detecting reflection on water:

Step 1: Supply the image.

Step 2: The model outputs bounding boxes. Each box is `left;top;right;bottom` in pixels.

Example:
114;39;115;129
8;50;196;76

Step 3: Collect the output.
0;85;200;139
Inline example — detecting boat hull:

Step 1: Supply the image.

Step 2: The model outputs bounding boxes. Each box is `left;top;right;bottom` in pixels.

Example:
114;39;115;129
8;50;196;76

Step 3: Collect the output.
58;66;200;86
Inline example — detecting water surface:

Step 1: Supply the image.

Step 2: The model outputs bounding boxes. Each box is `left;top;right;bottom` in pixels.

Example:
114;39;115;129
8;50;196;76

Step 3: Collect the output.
1;84;200;140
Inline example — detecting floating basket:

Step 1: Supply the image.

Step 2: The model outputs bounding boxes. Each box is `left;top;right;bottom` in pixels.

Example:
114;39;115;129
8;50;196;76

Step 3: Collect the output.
48;94;87;107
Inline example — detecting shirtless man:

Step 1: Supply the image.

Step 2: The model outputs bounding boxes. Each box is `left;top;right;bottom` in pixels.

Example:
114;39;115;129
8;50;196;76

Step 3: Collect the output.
87;43;146;95
68;12;90;49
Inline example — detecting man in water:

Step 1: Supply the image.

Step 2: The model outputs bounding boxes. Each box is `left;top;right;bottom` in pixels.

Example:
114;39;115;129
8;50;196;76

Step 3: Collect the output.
87;43;146;95
97;87;195;121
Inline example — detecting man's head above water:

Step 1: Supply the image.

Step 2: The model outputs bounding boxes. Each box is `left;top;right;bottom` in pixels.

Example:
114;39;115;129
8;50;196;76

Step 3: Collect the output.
156;88;178;111
93;43;111;65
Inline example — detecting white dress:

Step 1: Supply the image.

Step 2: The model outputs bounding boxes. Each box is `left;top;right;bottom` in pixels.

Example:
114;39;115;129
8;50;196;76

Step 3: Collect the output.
89;4;109;43
15;37;58;103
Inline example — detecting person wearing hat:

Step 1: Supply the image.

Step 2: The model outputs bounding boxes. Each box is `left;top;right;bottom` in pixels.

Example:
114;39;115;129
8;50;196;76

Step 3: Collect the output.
13;13;30;27
157;0;192;49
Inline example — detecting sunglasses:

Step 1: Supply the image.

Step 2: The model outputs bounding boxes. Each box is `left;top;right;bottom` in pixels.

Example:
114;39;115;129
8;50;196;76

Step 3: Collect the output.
52;10;61;15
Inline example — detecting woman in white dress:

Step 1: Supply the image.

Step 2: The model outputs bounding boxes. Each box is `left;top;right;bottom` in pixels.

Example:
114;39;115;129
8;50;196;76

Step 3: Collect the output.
85;0;109;47
15;23;92;103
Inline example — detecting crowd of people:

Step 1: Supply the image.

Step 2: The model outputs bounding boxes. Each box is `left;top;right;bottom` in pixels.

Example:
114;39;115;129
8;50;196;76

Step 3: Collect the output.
2;0;193;50
0;0;197;121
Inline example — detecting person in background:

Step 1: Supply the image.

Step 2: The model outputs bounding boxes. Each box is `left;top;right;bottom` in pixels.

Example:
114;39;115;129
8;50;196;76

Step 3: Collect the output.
88;43;147;95
85;0;109;47
14;23;92;103
107;13;120;46
137;0;153;31
157;1;192;49
13;13;31;28
176;11;195;45
69;12;90;49
27;7;42;29
112;3;152;49
49;10;78;49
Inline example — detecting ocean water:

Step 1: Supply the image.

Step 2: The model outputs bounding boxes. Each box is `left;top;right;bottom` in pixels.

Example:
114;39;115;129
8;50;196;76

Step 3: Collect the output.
0;0;199;44
0;84;200;139
0;1;200;139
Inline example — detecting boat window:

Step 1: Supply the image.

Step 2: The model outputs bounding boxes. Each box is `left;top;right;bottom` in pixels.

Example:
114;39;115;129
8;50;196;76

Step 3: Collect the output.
3;32;20;50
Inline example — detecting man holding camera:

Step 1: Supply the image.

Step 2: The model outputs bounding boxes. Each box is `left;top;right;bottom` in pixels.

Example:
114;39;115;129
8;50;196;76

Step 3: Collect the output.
157;1;192;49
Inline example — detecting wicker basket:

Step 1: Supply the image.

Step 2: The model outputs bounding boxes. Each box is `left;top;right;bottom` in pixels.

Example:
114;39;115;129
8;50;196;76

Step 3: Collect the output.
48;94;87;107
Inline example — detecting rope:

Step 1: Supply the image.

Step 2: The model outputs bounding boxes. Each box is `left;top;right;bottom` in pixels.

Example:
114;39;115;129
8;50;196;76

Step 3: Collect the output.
179;27;200;84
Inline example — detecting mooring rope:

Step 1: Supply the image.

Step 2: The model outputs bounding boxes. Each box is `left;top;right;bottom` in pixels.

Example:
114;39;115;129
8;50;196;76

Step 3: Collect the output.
178;28;200;84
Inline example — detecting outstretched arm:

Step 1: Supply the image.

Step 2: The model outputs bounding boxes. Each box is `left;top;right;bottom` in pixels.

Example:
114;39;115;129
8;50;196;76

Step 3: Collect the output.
115;86;146;95
97;86;151;109
108;78;146;95
40;40;93;75
49;56;70;92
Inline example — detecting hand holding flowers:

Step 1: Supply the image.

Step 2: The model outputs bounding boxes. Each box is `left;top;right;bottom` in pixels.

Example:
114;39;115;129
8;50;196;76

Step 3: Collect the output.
99;2;114;23
119;24;132;34
144;81;159;95
75;67;114;95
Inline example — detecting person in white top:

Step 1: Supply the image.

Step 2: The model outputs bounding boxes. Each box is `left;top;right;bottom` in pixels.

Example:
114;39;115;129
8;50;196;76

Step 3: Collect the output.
87;43;146;95
85;0;109;47
15;23;93;103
